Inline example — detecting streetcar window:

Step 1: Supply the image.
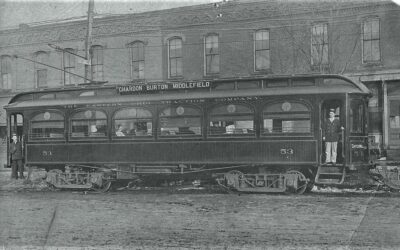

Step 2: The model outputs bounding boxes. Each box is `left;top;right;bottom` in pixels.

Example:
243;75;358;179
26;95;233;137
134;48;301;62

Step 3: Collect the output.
265;80;289;88
97;89;116;96
30;112;64;140
79;91;95;97
292;79;315;87
38;93;56;99
350;99;364;133
113;108;153;138
262;101;311;134
13;94;33;102
55;93;72;99
209;104;255;136
213;82;235;90
237;81;260;89
70;110;107;138
159;106;202;137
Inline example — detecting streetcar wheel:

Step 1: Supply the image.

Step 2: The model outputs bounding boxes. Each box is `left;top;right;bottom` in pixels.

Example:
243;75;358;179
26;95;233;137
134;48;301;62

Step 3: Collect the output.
384;171;400;191
305;182;315;193
286;170;308;194
224;170;245;189
92;180;112;192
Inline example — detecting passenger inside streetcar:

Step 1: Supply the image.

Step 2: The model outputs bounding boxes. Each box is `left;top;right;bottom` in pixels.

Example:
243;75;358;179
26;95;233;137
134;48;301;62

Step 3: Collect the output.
115;124;126;136
176;127;194;135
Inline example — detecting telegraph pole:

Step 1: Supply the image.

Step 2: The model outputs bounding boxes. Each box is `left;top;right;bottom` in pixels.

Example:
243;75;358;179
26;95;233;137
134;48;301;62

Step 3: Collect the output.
85;0;94;83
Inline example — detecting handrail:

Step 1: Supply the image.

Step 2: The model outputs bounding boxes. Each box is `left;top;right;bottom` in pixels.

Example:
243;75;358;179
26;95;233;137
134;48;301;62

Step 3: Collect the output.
341;127;345;158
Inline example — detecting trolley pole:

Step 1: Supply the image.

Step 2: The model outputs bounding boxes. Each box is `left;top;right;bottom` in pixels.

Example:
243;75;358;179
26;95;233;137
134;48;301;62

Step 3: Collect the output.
84;0;94;83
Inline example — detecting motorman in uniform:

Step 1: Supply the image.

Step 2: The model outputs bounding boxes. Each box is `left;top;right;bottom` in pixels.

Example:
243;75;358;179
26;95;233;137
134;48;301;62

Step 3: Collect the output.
323;109;343;165
10;133;24;179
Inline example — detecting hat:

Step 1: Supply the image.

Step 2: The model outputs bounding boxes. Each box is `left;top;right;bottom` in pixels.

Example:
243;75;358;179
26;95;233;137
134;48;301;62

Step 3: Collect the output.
11;133;17;136
329;109;335;113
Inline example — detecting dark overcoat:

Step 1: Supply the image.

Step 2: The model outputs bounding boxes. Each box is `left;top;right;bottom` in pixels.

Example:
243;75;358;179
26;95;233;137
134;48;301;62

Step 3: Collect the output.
10;141;23;160
324;119;341;142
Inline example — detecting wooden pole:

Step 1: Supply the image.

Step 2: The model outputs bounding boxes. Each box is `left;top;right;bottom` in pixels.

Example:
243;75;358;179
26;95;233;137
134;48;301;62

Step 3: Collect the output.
85;0;94;83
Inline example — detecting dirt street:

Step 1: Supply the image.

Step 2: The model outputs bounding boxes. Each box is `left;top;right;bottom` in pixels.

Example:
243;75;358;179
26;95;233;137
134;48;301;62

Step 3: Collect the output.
0;171;400;249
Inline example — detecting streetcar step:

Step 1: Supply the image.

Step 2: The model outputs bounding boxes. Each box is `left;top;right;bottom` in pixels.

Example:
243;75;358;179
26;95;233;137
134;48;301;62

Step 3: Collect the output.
315;165;346;185
318;172;343;176
315;179;344;184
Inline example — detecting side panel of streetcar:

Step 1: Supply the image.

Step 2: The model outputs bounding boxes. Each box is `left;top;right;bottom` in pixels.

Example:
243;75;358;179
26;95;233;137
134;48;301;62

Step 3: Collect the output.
25;140;318;165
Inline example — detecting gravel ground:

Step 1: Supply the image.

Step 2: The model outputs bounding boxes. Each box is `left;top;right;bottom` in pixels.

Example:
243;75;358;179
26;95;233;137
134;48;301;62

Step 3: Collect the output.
1;169;400;249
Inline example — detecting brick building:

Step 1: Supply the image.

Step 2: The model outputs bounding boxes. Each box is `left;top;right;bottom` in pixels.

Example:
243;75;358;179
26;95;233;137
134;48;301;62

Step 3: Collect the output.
0;0;399;166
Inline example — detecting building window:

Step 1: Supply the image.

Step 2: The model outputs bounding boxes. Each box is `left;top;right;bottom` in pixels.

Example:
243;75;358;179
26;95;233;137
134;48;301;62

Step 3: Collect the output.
128;42;145;80
70;110;107;138
311;23;329;67
363;18;380;63
0;55;12;90
254;30;270;71
209;104;255;136
34;51;48;88
91;45;104;81
262;101;311;135
205;34;219;75
64;48;76;85
159;105;202;137
30;112;65;140
113;108;152;138
168;38;183;78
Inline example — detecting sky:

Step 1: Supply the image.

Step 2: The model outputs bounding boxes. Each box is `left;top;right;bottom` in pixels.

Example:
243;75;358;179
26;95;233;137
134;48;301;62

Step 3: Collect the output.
0;0;219;30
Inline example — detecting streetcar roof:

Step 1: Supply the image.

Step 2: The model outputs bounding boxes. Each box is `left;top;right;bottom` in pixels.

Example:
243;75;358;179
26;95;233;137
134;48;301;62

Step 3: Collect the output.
4;75;370;110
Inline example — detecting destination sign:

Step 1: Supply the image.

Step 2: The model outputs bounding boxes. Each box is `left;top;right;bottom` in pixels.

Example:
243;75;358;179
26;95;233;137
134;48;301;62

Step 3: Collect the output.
117;81;211;94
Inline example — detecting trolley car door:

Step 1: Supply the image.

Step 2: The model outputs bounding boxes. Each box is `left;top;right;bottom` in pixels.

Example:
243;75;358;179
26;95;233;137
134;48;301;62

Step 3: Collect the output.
321;98;346;165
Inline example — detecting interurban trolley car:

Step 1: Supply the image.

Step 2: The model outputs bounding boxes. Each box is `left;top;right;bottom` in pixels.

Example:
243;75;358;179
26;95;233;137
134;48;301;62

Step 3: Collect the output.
5;74;394;193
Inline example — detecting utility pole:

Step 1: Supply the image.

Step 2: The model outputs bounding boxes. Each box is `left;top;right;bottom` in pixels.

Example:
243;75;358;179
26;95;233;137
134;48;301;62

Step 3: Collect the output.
85;0;94;83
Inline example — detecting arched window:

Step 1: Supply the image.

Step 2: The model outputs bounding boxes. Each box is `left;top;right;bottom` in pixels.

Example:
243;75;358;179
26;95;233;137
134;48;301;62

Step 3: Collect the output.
159;105;201;137
91;45;104;81
262;101;311;134
70;110;107;138
1;55;12;90
254;29;270;71
113;108;152;138
205;34;219;75
63;48;76;85
30;111;64;140
168;37;183;78
128;41;145;79
209;104;254;136
34;51;48;88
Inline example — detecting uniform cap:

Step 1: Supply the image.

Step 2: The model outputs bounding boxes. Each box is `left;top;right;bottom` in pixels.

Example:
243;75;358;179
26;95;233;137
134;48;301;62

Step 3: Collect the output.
12;133;17;136
329;109;335;113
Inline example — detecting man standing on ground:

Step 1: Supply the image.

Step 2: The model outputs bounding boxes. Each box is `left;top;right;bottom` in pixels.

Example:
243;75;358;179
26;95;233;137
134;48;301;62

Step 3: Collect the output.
10;133;24;179
323;109;342;165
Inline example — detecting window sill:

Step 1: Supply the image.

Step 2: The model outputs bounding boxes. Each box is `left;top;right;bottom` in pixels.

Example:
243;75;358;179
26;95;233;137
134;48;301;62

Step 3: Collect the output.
311;64;330;71
28;138;66;142
254;69;272;75
112;136;154;141
362;61;383;67
168;76;184;80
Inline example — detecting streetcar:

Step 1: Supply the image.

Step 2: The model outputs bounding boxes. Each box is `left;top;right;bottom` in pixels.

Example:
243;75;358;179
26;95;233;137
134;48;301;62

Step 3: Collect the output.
4;74;379;193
